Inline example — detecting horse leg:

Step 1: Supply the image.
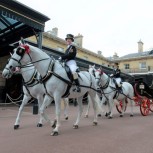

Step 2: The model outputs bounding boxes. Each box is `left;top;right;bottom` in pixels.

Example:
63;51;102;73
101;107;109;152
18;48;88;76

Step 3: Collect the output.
108;98;114;119
84;98;90;118
120;99;125;117
37;95;52;127
100;96;108;117
73;96;83;129
14;95;31;129
39;95;53;125
88;92;102;125
63;98;69;120
51;94;61;136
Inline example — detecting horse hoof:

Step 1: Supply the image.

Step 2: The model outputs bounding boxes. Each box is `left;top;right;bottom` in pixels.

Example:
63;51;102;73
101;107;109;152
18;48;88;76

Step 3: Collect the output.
105;113;108;117
98;114;102;117
14;125;19;129
130;114;134;117
65;117;68;120
84;115;88;118
120;115;123;117
108;116;113;119
51;131;59;136
73;125;79;129
93;122;98;126
37;123;43;127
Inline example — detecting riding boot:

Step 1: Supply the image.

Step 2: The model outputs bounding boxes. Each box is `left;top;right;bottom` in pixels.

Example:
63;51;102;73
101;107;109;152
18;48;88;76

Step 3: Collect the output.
73;79;81;92
72;72;81;92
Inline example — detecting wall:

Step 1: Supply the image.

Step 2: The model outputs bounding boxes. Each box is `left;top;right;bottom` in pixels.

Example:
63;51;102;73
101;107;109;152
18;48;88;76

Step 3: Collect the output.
0;55;9;87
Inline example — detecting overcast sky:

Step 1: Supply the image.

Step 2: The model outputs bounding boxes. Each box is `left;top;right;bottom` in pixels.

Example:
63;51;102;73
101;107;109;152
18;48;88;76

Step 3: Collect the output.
18;0;153;57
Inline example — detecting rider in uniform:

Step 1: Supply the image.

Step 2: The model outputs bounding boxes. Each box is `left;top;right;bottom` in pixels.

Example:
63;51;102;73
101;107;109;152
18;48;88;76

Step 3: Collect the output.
59;34;81;92
110;63;122;93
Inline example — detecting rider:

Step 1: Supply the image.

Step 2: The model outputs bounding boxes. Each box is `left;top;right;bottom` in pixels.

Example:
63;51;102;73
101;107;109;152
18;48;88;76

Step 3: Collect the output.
110;63;122;93
58;34;81;92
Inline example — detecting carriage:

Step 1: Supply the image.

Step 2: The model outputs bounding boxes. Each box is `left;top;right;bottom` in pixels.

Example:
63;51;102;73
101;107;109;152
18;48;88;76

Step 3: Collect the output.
116;78;153;116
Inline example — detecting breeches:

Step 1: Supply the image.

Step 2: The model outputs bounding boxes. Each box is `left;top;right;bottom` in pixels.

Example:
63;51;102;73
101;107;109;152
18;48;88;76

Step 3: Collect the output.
115;78;122;85
66;60;78;73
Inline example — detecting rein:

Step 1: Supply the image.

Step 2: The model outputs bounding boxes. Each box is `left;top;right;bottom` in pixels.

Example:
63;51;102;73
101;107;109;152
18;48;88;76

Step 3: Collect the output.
20;58;50;68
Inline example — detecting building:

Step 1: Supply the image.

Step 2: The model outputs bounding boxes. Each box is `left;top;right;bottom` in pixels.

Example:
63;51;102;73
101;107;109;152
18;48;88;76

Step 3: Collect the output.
28;28;110;66
0;0;50;102
112;40;153;74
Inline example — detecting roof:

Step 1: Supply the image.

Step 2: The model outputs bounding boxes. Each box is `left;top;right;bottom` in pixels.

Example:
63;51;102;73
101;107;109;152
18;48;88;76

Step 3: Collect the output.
106;47;153;61
113;50;153;61
0;0;50;56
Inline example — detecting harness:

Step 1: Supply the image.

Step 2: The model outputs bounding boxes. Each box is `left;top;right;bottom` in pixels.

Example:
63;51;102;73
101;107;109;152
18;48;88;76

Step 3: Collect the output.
9;45;100;98
39;58;55;83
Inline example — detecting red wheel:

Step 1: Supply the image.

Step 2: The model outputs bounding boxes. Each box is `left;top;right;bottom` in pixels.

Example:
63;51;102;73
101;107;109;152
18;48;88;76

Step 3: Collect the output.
116;100;127;114
140;98;150;116
149;99;153;112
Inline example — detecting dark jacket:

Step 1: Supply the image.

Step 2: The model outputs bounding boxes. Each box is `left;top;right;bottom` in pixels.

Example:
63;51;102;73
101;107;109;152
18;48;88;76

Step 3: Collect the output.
113;68;121;78
61;45;77;62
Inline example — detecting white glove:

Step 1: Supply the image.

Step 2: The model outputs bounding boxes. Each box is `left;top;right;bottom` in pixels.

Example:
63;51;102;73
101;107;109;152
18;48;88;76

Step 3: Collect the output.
58;57;62;60
110;74;113;77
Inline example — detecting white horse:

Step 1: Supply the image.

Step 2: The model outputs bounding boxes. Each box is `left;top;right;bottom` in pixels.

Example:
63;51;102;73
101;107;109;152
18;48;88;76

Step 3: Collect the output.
84;65;104;117
4;42;101;136
2;62;69;129
94;67;134;118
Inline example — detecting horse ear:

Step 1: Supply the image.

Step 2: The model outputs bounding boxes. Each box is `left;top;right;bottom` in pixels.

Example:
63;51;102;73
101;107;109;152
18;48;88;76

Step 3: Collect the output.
19;37;26;45
9;52;12;56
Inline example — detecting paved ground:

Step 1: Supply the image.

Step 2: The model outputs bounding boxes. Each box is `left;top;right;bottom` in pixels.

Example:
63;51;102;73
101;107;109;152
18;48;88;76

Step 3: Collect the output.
0;104;153;153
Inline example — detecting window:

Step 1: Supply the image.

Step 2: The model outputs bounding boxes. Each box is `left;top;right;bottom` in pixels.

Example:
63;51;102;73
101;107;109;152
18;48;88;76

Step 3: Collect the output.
124;64;130;69
139;62;146;69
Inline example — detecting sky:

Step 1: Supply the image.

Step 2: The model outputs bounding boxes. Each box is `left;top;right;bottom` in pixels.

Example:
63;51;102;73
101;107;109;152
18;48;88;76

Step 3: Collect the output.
18;0;153;57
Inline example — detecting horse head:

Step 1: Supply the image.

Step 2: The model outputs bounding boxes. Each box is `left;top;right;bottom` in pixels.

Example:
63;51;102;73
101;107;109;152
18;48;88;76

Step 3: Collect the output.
4;39;31;75
88;65;96;77
94;66;104;86
2;57;21;79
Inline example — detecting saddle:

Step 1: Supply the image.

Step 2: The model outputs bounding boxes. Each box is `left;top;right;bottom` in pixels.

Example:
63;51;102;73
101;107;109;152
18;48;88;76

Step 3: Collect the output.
112;78;122;90
65;65;73;82
64;64;80;82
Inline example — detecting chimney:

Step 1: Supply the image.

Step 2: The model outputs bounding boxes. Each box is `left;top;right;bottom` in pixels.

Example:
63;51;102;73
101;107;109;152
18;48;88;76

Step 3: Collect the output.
74;33;83;47
138;39;143;52
52;27;58;36
97;50;102;55
113;52;119;59
47;27;58;36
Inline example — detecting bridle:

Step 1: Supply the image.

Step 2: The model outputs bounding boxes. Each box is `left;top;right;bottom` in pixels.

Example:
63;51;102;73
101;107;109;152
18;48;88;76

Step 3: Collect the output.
95;69;110;90
9;45;50;68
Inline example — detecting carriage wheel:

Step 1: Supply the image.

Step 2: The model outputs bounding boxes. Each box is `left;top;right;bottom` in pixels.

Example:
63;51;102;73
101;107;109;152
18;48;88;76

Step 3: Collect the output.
116;100;127;114
140;98;150;116
149;99;153;112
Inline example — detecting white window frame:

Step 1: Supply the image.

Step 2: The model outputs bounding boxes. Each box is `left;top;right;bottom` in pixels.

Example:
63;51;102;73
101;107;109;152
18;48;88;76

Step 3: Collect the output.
139;62;146;69
124;64;130;69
